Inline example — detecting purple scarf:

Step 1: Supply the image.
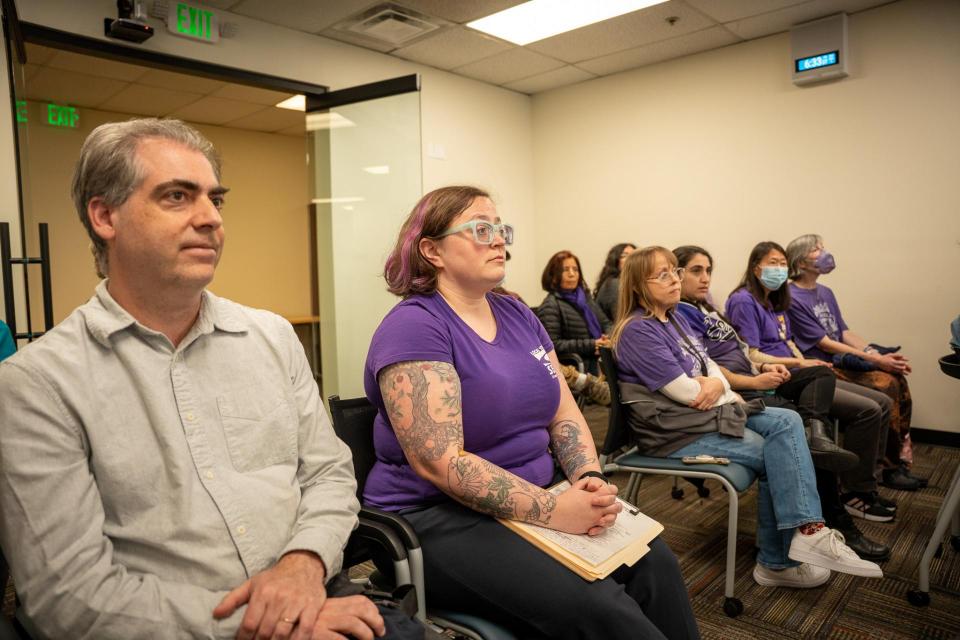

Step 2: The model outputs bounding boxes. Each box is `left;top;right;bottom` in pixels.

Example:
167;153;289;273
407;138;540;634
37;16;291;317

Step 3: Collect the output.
558;287;603;339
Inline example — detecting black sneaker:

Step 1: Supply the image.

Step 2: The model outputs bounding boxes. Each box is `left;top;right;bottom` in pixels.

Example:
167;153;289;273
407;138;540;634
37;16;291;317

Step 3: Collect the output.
901;463;929;489
842;492;895;522
881;466;921;491
872;492;897;512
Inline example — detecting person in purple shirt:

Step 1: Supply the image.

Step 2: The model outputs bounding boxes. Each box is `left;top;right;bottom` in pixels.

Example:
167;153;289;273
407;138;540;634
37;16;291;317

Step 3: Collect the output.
726;242;897;524
672;245;889;562
363;186;699;640
786;234;923;491
612;246;881;588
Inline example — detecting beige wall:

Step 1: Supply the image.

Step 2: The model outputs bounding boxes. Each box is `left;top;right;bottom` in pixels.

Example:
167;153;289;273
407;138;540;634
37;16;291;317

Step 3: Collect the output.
531;0;960;431
20;103;311;323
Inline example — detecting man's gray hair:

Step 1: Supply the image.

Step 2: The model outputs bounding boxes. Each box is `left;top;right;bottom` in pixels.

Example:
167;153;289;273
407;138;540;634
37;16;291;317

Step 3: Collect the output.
71;118;221;278
786;233;823;279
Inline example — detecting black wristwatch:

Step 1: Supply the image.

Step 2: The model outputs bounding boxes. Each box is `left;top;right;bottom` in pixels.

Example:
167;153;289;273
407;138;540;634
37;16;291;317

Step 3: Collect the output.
578;470;609;483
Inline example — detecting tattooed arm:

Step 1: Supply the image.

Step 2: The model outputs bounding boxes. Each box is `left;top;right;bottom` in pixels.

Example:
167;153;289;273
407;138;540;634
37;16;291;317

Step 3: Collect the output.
545;350;603;483
378;360;619;534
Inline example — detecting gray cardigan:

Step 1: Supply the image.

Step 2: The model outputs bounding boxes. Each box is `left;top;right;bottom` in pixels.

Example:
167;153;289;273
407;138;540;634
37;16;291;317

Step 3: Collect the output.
620;381;765;456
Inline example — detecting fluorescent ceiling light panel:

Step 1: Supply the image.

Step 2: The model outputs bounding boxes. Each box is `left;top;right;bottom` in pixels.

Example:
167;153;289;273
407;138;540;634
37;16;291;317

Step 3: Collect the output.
305;112;356;131
468;0;667;45
363;165;390;175
276;95;305;111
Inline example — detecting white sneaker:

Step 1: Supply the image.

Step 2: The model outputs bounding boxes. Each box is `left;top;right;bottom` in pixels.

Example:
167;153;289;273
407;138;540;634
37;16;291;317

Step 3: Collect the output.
753;563;831;588
788;527;883;578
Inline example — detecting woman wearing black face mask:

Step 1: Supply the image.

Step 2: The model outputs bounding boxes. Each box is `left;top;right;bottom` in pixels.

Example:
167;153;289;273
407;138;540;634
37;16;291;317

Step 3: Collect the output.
785;234;925;491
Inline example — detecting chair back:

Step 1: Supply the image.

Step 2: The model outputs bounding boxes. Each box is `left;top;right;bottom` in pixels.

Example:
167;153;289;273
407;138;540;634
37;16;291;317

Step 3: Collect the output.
598;346;632;456
328;395;379;499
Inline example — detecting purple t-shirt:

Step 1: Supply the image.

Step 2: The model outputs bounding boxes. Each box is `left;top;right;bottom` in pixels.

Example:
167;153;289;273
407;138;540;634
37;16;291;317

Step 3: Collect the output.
675;302;753;376
724;288;794;358
787;283;849;361
616;310;710;391
362;292;560;511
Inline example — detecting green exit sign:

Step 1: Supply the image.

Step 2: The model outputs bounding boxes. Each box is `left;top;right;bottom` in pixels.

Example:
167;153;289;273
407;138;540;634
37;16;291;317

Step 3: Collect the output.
46;104;79;128
167;2;220;43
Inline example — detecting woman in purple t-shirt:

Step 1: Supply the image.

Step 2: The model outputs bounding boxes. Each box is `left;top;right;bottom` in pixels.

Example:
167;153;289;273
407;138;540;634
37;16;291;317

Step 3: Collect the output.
363;187;699;639
612;246;880;588
786;233;922;490
726;241;897;524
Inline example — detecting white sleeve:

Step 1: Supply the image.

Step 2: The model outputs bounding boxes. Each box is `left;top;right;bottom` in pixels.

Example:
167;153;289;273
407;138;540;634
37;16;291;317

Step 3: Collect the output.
660;374;702;404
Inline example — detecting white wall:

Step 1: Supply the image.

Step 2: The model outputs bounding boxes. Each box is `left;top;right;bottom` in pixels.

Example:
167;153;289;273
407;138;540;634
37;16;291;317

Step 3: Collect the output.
0;37;25;331
531;0;960;431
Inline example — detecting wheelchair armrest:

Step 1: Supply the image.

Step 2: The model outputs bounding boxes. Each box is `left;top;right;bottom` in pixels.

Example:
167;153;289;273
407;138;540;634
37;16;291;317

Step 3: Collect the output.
353;516;409;563
360;506;421;551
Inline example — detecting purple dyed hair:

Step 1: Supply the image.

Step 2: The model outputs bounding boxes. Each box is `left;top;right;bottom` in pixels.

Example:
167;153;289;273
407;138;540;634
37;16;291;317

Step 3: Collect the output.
384;186;491;297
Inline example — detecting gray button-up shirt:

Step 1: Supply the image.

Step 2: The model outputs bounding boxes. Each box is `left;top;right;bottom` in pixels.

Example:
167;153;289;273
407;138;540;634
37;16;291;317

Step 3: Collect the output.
0;281;359;639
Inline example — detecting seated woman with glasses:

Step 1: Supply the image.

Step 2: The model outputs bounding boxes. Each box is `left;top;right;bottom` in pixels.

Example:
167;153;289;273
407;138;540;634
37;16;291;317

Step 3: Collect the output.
595;243;637;322
785;234;924;491
536;250;612;378
671;245;890;562
612;246;882;588
725;242;897;524
362;187;700;640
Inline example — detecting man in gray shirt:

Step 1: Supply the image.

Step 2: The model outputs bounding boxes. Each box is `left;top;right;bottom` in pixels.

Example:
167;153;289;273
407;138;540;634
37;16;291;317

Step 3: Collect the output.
0;119;384;640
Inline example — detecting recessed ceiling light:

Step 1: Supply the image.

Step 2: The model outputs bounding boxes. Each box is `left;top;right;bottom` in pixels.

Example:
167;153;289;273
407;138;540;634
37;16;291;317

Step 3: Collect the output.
363;165;390;174
467;0;667;46
276;95;305;111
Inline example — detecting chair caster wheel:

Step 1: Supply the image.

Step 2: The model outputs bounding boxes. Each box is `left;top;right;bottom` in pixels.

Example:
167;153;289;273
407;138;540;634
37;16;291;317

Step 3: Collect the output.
907;590;930;607
723;597;743;617
671;488;684;500
935;544;943;559
951;535;960;552
697;485;711;498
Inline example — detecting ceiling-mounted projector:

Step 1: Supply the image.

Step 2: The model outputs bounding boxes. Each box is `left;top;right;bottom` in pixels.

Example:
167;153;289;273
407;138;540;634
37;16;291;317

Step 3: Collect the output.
104;0;154;44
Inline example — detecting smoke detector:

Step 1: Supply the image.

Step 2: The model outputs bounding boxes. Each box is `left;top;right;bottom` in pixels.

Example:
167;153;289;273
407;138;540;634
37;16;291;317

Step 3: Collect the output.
334;4;443;47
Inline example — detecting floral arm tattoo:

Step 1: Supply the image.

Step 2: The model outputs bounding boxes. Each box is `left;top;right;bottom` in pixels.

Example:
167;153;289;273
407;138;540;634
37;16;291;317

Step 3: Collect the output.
549;420;598;481
379;360;557;524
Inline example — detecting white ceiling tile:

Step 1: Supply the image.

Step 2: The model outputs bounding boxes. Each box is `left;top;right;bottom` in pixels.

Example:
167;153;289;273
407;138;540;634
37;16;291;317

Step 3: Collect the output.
24;42;56;65
99;85;203;117
224;106;306;131
684;0;810;24
723;0;888;39
47;50;148;82
211;83;297;105
230;0;378;33
195;0;247;9
318;27;402;53
578;26;741;76
398;0;525;23
138;68;228;95
170;96;267;124
503;65;596;95
23;67;129;109
526;0;717;63
393;26;512;70
453;48;564;85
278;123;307;137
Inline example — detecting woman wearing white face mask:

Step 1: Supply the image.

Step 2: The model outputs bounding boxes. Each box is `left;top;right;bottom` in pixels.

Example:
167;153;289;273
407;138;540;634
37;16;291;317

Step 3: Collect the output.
725;242;898;524
785;234;923;491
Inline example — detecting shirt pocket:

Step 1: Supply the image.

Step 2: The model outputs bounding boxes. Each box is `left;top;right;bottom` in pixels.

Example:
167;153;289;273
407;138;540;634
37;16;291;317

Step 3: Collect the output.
217;389;298;473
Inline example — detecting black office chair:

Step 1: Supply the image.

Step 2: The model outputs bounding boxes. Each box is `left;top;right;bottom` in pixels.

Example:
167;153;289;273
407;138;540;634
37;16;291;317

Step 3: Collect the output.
596;347;757;618
328;395;517;640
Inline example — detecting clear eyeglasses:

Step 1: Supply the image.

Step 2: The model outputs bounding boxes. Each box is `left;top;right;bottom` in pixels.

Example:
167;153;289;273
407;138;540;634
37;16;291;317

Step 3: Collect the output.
436;220;514;246
647;267;685;285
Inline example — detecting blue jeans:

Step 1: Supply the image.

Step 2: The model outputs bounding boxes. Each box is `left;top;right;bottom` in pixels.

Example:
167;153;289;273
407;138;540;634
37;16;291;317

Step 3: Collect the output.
669;407;822;569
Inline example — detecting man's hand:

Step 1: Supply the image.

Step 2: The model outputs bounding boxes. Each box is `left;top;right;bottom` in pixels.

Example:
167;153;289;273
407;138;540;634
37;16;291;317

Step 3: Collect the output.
797;358;832;369
691;377;725;410
300;596;385;640
213;550;328;640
